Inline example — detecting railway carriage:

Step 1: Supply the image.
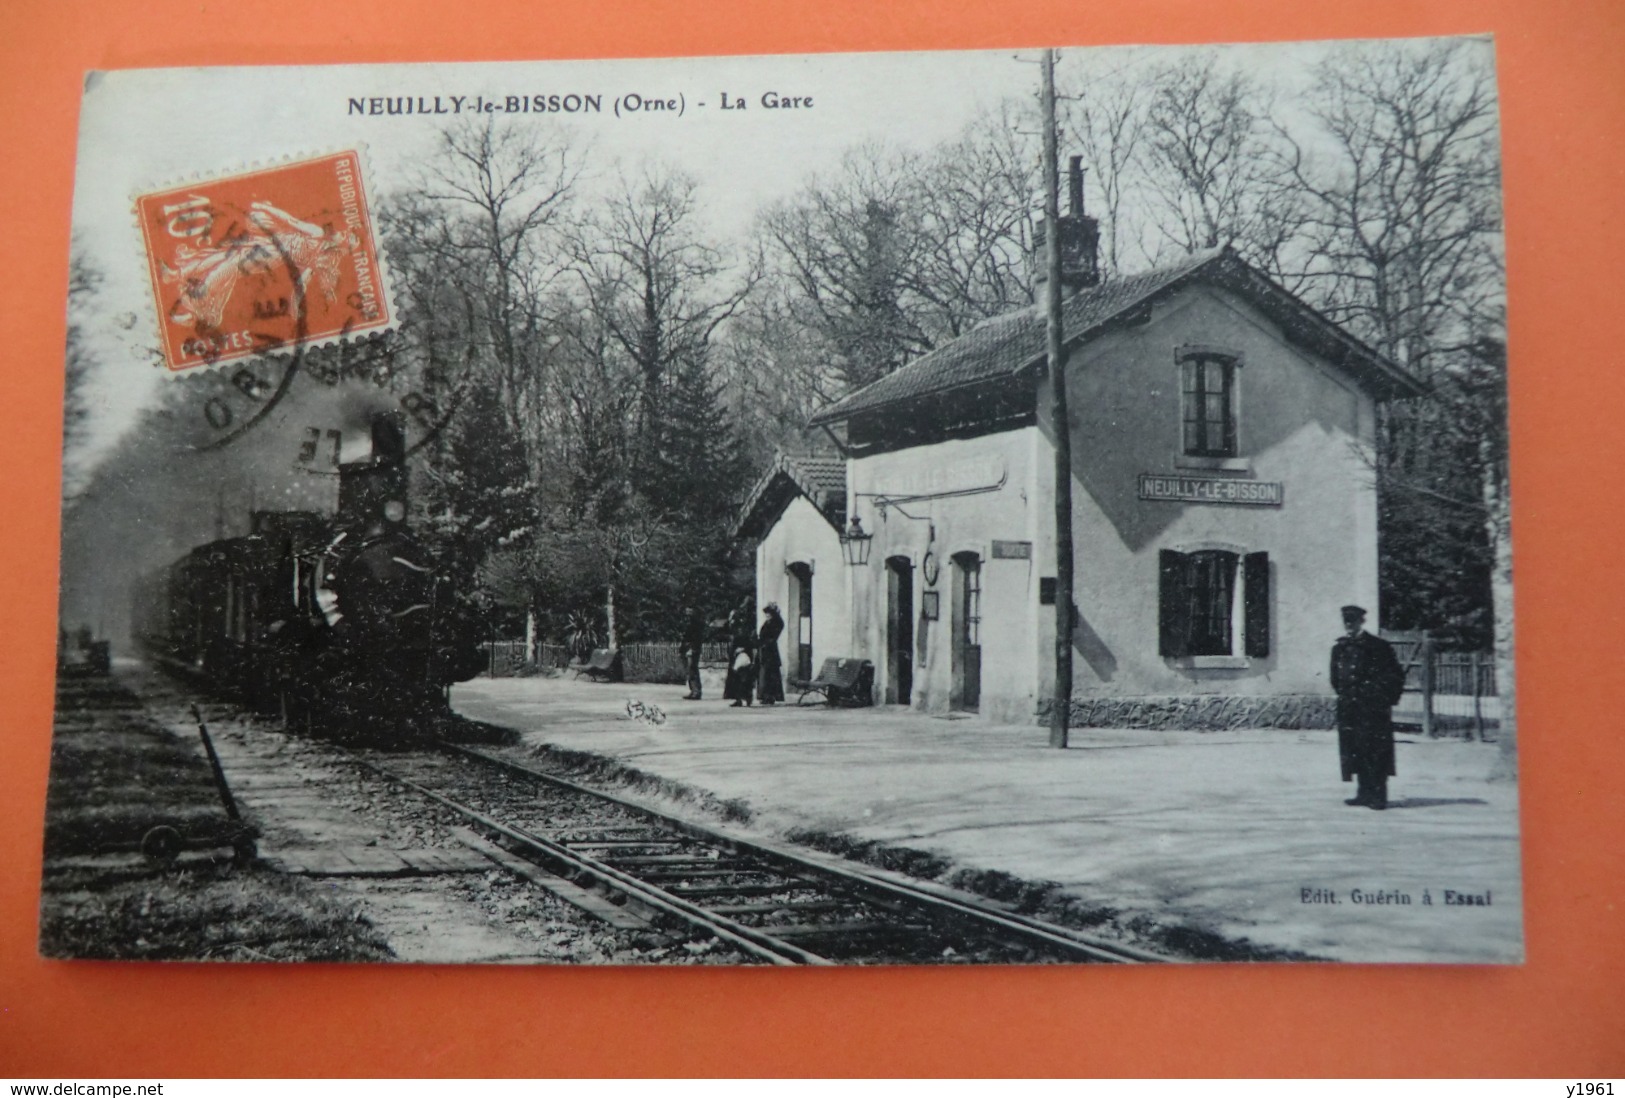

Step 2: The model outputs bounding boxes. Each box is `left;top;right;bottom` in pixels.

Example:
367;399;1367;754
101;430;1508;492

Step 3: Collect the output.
132;513;329;696
132;414;486;741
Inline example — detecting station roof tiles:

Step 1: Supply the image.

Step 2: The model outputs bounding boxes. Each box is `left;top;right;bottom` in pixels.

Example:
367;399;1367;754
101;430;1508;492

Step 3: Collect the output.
735;453;847;540
808;247;1423;427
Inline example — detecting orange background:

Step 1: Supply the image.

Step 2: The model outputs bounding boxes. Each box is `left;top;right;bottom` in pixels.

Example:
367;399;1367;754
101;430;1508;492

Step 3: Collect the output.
2;0;1621;1078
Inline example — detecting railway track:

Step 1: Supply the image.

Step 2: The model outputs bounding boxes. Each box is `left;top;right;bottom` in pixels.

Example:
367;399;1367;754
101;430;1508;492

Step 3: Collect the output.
344;741;1173;966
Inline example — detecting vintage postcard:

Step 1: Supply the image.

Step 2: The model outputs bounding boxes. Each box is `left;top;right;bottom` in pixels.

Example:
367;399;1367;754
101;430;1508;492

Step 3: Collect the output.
48;41;1519;965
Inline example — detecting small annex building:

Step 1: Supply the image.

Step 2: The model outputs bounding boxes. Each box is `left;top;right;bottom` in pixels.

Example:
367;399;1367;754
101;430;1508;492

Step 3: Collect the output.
735;454;851;686
741;174;1424;728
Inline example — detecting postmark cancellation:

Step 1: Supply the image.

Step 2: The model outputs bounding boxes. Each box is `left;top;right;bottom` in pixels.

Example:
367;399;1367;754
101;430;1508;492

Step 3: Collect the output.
135;150;395;374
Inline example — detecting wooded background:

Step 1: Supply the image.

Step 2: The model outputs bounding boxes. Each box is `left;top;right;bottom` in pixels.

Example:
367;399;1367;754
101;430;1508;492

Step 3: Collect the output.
66;41;1509;681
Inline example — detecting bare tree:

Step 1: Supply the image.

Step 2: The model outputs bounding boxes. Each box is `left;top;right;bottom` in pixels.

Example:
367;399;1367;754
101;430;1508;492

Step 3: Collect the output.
1283;40;1509;773
1456;337;1515;780
1062;67;1150;278
754;113;1041;401
1139;57;1297;270
910;101;1042;332
1279;39;1502;378
565;163;754;486
376;117;588;595
514;162;757;644
757;143;931;392
716;287;845;467
384;118;581;444
62;246;104;499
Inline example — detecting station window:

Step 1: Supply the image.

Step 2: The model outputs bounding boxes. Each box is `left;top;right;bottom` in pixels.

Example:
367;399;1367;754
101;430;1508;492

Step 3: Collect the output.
1159;548;1270;659
1180;349;1239;457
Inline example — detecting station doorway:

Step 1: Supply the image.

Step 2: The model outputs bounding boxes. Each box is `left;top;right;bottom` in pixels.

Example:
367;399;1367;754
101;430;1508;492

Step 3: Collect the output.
787;562;813;681
951;552;982;711
885;556;914;704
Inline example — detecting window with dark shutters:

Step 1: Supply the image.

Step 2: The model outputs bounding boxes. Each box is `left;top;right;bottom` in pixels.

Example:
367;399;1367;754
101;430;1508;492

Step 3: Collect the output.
1186;549;1238;655
1244;551;1271;657
1158;546;1273;662
1159;549;1190;657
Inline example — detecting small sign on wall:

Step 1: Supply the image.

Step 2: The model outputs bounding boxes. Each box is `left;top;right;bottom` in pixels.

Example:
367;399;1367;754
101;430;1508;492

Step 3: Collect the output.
920;591;941;620
992;540;1032;559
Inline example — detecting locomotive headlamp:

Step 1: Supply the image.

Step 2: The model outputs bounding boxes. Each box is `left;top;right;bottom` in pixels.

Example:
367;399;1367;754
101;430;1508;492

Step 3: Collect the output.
383;500;407;523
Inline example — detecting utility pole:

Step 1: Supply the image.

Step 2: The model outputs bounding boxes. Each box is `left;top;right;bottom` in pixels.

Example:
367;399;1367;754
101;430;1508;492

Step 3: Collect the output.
1043;48;1073;750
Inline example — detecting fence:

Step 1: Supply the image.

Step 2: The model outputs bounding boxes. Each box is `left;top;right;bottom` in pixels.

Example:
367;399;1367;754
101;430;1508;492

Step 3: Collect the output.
1385;631;1501;741
479;640;730;684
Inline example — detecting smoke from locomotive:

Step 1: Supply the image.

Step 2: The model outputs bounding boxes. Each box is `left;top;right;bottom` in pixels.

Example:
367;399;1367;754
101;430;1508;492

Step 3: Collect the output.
131;413;486;741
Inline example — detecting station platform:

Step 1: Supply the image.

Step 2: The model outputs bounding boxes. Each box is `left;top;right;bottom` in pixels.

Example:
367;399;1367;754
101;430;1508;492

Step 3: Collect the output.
451;673;1524;964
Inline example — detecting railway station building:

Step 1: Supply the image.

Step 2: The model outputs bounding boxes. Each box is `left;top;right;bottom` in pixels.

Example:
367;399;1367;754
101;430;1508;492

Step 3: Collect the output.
739;178;1423;728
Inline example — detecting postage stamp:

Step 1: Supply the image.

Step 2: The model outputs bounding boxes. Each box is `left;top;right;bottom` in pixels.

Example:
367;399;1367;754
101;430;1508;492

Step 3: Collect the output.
135;150;393;373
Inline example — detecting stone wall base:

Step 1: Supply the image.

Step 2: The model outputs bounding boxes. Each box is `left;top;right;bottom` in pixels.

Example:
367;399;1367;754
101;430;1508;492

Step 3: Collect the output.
1037;693;1337;731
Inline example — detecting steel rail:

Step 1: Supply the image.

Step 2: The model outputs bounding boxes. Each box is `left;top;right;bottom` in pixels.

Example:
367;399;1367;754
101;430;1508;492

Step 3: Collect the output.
443;742;1171;965
345;753;833;966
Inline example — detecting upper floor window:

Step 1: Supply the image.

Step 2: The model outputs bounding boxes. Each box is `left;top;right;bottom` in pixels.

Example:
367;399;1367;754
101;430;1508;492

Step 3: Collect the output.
1180;349;1238;457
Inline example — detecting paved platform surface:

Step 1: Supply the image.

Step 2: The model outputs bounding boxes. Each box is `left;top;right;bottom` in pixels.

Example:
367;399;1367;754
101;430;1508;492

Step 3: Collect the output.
453;674;1525;963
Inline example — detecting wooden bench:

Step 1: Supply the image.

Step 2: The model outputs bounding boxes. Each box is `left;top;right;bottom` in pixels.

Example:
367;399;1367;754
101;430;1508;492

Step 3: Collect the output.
791;657;875;707
572;647;623;682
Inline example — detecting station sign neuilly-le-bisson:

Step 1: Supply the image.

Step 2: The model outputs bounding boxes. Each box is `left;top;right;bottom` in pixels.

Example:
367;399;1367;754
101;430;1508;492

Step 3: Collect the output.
1137;474;1285;507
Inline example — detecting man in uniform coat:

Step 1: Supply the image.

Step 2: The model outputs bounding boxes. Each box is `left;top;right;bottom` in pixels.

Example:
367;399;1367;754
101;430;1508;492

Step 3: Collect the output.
1330;604;1407;809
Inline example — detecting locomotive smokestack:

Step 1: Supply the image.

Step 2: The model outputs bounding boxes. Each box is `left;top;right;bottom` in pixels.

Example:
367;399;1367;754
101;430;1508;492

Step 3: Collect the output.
338;412;409;532
371;413;406;468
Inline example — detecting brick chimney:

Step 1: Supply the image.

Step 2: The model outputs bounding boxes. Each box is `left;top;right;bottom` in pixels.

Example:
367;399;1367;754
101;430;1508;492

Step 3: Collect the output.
1034;155;1101;295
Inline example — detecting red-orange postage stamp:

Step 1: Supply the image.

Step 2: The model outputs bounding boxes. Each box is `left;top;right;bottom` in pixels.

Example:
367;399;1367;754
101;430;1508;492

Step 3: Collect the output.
135;150;393;373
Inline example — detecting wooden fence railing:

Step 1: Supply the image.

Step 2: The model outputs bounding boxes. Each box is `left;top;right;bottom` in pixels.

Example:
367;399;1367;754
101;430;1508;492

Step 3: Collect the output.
1385;631;1501;741
476;631;1505;737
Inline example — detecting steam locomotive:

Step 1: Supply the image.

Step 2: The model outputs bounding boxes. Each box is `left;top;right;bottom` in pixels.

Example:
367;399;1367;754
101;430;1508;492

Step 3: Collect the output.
131;414;486;741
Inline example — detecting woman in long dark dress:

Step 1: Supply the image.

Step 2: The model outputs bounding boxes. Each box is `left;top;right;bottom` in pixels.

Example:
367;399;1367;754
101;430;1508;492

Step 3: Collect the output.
724;599;756;706
757;603;785;706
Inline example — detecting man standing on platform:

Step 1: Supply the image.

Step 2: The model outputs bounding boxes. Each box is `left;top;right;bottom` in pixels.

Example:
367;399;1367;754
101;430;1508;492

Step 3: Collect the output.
678;605;705;701
1331;604;1407;810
